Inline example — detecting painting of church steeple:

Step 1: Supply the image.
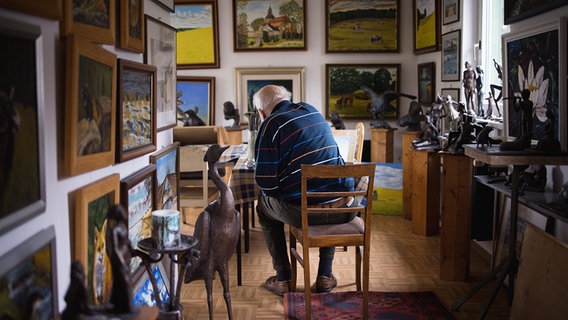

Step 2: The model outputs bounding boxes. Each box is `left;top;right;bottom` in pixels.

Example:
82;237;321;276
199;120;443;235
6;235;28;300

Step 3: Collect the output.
234;0;306;51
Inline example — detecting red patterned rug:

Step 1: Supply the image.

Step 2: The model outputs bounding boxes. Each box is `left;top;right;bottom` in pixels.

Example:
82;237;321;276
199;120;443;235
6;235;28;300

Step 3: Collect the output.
284;291;455;319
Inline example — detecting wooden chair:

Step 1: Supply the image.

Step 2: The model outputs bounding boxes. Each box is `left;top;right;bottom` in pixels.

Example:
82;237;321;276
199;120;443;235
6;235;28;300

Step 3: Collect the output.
289;163;375;320
331;122;365;163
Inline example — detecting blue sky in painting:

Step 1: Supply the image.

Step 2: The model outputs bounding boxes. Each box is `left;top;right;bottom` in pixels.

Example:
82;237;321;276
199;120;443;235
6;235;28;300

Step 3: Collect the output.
177;82;209;122
374;163;402;190
171;4;212;29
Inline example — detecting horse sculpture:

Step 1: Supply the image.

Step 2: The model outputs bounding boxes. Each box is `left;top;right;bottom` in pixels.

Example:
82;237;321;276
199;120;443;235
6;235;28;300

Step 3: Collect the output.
183;144;241;320
360;85;416;129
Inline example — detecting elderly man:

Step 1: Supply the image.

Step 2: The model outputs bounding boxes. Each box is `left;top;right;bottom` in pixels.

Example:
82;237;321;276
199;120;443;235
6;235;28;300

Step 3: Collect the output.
252;85;356;296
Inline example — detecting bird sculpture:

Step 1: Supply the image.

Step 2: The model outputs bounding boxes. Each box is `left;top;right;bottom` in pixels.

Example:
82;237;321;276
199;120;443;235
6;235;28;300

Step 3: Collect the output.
183;144;240;320
223;101;240;128
360;85;416;129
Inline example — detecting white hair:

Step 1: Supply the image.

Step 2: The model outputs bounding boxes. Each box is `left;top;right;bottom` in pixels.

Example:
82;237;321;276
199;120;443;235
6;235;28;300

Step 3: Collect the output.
253;85;292;114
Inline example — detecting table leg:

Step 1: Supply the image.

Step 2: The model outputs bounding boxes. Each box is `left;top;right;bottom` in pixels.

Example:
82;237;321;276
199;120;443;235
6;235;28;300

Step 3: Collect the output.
243;202;250;253
237;236;242;286
452;165;521;319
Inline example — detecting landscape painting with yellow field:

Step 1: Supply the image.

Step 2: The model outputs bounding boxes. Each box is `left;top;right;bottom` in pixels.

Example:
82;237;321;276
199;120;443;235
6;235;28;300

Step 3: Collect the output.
414;0;439;53
171;2;219;68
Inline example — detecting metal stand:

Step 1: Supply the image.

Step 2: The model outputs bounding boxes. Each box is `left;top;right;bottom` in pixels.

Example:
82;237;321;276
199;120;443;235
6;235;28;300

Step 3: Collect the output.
135;235;198;320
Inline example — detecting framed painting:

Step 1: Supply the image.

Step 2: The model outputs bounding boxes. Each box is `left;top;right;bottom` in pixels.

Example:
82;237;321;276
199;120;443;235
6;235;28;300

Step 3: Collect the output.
325;0;400;53
236;67;305;123
74;173;120;305
0;0;63;20
0;226;58;319
233;0;307;51
503;18;567;150
325;63;402;120
144;15;177;132
132;262;171;307
150;142;180;211
413;0;440;54
118;0;145;53
441;29;461;82
62;0;116;45
441;88;460;103
151;0;175;12
176;76;215;126
64;36;117;176
442;0;459;25
117;59;157;163
418;62;435;105
172;1;220;69
0;19;46;235
504;0;567;25
120;164;156;273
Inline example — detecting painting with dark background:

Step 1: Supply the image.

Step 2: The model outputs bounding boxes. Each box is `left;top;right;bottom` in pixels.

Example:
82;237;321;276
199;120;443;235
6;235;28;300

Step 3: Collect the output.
247;79;294;111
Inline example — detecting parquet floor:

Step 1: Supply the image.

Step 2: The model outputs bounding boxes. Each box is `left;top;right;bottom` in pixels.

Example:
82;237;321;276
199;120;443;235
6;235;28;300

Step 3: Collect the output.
179;207;511;319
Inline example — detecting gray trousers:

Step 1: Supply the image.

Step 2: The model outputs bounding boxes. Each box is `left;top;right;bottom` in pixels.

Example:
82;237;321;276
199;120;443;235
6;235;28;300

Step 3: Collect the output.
256;194;356;274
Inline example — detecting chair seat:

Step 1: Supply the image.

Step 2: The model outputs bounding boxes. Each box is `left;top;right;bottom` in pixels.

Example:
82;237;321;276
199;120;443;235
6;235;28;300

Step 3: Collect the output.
293;216;364;236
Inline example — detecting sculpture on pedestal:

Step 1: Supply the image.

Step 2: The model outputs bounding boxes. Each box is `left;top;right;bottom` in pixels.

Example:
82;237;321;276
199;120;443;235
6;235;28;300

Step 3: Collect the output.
223;101;240;128
360;85;416;129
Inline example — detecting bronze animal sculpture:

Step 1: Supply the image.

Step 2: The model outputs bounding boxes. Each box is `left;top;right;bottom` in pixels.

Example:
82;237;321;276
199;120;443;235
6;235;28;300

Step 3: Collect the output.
398;101;425;131
183;107;206;126
360;85;416;129
476;126;501;148
183;144;241;320
330;110;346;129
223;101;240;128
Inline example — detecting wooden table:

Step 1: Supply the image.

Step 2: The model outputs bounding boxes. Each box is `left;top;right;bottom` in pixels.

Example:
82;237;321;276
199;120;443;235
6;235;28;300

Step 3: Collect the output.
452;145;568;320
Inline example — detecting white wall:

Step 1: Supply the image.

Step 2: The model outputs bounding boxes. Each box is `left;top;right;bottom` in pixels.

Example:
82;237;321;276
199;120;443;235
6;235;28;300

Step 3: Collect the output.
0;0;566;314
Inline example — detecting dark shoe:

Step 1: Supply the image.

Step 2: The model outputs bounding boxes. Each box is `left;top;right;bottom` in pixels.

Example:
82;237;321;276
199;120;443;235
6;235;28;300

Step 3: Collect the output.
263;276;291;296
315;274;337;293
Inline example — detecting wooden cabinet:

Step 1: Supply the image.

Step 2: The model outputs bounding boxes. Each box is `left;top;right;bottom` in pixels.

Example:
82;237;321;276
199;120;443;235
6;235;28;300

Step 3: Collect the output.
224;127;244;145
370;128;396;163
439;152;472;281
401;131;421;220
410;148;440;236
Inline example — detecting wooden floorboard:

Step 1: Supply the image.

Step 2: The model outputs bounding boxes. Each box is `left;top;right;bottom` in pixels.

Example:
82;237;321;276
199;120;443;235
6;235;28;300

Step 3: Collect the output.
179;207;511;319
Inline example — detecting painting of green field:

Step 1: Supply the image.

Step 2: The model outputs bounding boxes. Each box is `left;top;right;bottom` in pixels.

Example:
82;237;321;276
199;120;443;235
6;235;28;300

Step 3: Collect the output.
371;163;402;216
177;27;214;65
416;10;437;49
328;18;397;51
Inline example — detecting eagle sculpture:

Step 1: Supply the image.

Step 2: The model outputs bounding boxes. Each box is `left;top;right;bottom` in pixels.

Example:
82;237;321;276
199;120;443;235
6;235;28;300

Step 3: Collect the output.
360;85;416;129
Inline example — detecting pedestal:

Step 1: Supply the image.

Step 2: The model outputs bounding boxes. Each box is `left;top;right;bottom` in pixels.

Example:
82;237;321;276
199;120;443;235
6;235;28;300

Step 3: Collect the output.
370;128;396;163
439;152;472;281
225;127;244;144
402;131;421;220
410;149;440;236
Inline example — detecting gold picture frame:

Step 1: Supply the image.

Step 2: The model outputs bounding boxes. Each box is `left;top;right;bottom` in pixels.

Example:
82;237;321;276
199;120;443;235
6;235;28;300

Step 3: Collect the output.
413;0;440;54
64;36;117;176
236;67;305;123
62;0;116;45
118;0;144;53
0;0;63;20
74;173;120;305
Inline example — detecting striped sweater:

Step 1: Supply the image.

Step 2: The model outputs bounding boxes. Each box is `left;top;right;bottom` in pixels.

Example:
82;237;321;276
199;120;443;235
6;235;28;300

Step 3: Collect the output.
254;100;353;205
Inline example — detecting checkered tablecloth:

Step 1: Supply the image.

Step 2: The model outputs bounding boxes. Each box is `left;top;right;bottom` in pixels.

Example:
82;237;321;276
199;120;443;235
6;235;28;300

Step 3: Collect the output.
220;144;247;163
228;151;260;205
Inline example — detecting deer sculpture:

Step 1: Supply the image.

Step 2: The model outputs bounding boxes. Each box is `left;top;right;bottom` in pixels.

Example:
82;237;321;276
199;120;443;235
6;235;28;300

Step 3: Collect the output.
183;144;241;320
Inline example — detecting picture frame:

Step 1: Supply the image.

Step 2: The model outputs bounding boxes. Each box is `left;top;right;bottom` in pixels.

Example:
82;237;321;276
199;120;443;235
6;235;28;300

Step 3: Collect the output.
120;164;156;273
0;0;63;20
132;262;171;307
74;173;120;305
504;0;567;25
442;0;460;25
503;18;567;150
413;0;440;54
64;36;117;176
172;0;220;69
176;76;215;126
441;29;461;82
418;62;436;105
118;0;145;53
325;63;402;120
144;15;177;132
233;0;307;51
150;142;180;211
236;67;305;123
325;0;400;53
0;18;46;235
151;0;175;12
62;0;116;45
117;59;157;163
0;226;58;319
